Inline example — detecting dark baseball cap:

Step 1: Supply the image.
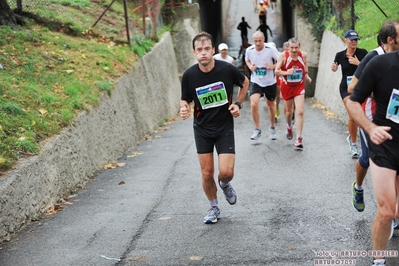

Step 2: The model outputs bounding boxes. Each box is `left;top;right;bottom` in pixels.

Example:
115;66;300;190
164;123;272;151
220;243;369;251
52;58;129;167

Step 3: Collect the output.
345;30;359;40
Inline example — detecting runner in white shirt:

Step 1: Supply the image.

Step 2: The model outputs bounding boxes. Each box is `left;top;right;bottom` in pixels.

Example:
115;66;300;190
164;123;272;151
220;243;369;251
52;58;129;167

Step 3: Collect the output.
245;31;280;140
214;43;235;65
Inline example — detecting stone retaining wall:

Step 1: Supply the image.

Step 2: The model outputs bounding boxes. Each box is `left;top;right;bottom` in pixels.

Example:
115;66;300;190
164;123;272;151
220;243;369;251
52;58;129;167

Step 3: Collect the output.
0;31;188;242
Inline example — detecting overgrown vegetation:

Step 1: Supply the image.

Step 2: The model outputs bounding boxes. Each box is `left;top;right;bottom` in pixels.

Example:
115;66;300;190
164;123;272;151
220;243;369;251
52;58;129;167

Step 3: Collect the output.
295;0;399;50
0;0;165;173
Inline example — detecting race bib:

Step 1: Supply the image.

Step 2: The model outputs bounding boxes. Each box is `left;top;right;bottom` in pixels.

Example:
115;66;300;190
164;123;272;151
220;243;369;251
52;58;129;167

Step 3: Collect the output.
386;88;399;123
196;81;228;110
255;67;267;78
287;68;303;83
347;76;353;87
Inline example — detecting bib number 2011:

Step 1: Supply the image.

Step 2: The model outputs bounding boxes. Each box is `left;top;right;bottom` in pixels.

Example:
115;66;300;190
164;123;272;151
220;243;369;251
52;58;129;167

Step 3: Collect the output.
203;93;225;105
196;81;228;110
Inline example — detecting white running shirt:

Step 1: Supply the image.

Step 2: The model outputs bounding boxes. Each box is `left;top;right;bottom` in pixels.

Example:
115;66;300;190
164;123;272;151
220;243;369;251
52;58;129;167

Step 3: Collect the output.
213;53;235;64
245;43;280;87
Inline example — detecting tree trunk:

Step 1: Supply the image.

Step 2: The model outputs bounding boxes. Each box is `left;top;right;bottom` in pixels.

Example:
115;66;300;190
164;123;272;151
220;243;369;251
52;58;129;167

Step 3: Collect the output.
0;0;24;26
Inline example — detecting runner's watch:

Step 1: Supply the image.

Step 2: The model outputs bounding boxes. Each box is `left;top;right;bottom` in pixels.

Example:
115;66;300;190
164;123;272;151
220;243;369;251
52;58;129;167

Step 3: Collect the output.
234;101;243;109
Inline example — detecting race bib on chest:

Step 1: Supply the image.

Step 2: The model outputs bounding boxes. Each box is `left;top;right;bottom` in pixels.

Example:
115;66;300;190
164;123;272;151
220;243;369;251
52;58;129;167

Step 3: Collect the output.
347;76;353;87
255;67;267;78
196;81;228;110
287;68;303;83
386;88;399;123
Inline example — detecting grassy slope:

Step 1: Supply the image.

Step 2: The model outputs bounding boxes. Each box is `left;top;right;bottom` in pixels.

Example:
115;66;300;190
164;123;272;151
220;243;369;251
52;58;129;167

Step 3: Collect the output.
0;0;156;174
354;0;398;50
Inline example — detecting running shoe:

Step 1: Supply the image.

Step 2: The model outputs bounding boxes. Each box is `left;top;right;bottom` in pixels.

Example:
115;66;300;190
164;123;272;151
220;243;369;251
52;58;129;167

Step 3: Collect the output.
250;129;262;140
269;126;277;140
286;127;293;140
389;219;395;240
394;218;398;229
389;218;399;239
350;145;360;159
347;136;360;159
351;181;364;212
204;206;220;224
372;258;386;265
294;137;303;150
219;181;237;205
275;107;280;119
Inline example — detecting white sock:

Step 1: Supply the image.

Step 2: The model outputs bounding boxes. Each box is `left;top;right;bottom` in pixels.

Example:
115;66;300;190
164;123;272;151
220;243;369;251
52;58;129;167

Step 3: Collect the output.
219;181;228;188
373;258;385;264
355;183;363;191
210;199;218;207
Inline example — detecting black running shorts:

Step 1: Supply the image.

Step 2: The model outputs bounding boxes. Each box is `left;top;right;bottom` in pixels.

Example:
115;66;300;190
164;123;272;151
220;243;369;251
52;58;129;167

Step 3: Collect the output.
194;127;235;154
249;82;277;101
369;141;399;174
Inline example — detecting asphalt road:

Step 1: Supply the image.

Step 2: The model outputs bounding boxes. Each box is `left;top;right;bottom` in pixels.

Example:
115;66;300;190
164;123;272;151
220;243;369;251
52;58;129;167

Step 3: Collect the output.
2;93;399;265
1;1;399;266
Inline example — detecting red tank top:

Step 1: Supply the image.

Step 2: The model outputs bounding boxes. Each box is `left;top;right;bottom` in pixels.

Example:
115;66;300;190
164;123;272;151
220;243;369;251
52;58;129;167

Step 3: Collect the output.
281;51;306;86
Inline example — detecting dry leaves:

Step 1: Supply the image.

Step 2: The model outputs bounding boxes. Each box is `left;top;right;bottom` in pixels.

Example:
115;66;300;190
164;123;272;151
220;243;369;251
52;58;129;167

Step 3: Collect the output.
38;108;48;115
127;256;146;261
44;197;74;216
103;162;126;169
310;100;337;119
127;152;143;158
45;204;63;215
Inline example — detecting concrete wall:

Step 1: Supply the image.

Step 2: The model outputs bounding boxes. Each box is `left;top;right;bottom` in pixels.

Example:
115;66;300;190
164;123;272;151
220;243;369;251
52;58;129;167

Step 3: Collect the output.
0;31;187;242
314;30;348;123
294;5;320;98
166;3;200;77
222;0;231;41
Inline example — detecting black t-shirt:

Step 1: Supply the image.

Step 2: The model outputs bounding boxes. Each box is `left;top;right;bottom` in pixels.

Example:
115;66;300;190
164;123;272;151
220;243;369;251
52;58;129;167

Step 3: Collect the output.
353;46;385;78
237;22;250;34
350;51;399;143
181;60;245;137
334;48;368;91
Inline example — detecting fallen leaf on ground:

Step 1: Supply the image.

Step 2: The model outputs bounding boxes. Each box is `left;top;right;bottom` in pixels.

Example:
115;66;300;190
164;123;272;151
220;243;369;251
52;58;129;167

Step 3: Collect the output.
45;204;63;215
38;108;48;115
60;200;73;205
127;152;143;158
127;256;146;261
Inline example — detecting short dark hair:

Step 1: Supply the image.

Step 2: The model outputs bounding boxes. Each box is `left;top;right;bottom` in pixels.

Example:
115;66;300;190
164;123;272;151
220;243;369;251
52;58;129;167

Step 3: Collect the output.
379;20;399;44
192;32;214;50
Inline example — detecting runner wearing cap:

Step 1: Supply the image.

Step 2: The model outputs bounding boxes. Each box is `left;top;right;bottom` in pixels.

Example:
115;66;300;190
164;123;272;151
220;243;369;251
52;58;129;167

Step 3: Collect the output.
331;29;367;158
214;43;235;65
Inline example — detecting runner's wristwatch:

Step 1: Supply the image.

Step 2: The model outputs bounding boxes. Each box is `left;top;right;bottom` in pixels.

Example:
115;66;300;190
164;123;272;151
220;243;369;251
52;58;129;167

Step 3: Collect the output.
234;102;243;109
